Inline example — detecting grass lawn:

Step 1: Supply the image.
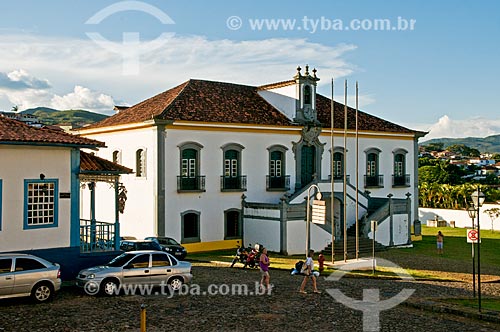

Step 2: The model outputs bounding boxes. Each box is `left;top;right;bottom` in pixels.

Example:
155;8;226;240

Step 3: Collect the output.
442;298;500;312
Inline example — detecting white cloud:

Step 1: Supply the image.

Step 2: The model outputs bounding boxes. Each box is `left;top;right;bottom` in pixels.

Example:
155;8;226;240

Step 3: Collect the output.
408;115;500;141
51;85;114;111
0;69;51;90
0;34;357;111
0;69;115;112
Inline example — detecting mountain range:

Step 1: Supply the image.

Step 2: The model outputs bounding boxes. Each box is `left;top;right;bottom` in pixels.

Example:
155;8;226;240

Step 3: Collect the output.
421;135;500;154
20;107;108;127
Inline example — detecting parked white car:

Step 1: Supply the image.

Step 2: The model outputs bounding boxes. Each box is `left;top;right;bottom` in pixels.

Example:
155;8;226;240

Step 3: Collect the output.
76;250;192;296
0;253;61;303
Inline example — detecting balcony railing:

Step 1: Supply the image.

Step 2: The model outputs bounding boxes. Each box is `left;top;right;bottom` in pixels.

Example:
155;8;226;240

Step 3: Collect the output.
266;175;290;191
392;174;410;187
364;175;384;188
177;175;206;192
80;219;116;253
221;175;247;191
329;174;351;183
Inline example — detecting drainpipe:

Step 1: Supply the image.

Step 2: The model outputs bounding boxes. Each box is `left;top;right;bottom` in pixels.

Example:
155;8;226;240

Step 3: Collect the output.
406;192;412;245
388;193;394;246
114;178;120;251
241;194;246;245
280;195;289;255
89;182;96;248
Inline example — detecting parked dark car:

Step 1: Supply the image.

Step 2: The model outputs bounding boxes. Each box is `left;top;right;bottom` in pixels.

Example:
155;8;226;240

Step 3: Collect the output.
119;240;163;252
144;237;187;260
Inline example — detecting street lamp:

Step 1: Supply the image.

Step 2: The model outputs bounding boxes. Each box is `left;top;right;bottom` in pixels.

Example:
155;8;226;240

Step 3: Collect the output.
466;206;476;298
471;188;485;312
305;184;322;256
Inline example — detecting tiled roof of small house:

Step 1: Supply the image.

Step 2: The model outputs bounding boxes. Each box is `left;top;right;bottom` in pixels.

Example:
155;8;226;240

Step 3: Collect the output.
80;151;133;174
87;79;422;135
0;115;104;147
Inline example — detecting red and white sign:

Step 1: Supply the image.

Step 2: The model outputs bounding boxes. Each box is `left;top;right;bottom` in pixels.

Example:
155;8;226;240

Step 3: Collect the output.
467;229;480;243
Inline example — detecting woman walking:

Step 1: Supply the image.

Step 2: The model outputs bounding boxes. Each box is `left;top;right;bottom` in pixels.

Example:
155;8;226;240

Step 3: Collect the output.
259;248;270;291
299;249;321;294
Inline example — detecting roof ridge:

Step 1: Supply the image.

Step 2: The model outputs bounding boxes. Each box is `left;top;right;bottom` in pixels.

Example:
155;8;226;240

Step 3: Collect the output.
158;79;194;117
258;79;296;90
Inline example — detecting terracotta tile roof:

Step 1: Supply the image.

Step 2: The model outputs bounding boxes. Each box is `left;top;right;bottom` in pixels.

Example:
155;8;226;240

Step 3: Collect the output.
88;78;422;135
80;151;133;174
88;79;291;128
315;94;420;134
0;116;104;147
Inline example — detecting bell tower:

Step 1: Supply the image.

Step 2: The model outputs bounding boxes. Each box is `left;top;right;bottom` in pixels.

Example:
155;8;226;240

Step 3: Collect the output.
293;65;320;124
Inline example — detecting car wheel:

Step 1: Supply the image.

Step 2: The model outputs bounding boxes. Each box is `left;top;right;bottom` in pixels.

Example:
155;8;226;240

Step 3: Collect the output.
31;282;53;303
169;277;183;291
100;279;120;296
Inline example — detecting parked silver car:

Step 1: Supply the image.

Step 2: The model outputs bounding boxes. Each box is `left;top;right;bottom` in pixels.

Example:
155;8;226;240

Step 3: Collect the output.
0;253;61;303
76;250;192;296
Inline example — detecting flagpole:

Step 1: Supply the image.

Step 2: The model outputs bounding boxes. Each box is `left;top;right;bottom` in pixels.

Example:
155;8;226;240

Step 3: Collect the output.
355;81;359;260
343;80;348;262
331;78;335;264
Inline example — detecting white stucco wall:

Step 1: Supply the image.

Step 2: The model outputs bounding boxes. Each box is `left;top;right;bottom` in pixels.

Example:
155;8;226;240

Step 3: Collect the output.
0;146;72;251
79;122;418;248
286;220;332;255
419;205;500;231
243;218;281;253
367;214;409;246
80;127;157;239
258;87;296;120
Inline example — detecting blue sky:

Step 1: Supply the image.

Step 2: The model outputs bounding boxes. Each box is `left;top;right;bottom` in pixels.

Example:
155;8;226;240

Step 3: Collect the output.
0;0;499;140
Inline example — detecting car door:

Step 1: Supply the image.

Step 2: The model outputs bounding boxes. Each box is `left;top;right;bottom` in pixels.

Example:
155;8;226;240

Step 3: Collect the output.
150;253;173;286
121;253;151;286
12;257;48;296
0;258;14;296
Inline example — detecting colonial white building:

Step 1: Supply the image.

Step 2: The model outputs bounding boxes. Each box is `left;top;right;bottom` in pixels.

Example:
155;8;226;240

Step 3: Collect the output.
78;66;425;255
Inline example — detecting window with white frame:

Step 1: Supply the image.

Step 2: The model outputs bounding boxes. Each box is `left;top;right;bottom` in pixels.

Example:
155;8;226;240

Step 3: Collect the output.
333;152;343;178
224;150;239;177
394;154;405;176
367;153;378;176
24;179;58;228
182;149;197;177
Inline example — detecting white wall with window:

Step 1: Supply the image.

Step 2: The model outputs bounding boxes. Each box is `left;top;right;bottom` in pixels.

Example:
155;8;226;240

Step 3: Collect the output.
79;126;157;239
80;123;418;251
0;146;71;251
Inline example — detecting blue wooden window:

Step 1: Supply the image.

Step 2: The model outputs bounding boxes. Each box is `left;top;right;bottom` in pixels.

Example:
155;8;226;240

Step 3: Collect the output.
24;179;59;229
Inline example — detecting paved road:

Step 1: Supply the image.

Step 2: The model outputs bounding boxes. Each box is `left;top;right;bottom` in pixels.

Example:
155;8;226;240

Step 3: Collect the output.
0;264;499;332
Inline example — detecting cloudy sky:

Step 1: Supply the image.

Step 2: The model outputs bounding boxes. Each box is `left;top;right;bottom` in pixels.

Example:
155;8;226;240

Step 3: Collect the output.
0;0;499;141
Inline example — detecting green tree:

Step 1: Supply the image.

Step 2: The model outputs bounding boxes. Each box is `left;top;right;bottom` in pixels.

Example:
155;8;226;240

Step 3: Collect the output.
421;142;444;152
447;144;480;157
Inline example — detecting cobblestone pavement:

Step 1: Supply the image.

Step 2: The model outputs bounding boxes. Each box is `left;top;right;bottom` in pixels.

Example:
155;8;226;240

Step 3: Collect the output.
0;263;499;332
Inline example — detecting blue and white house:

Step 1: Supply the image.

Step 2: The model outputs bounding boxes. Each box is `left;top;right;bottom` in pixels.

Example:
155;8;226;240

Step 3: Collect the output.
0;116;131;279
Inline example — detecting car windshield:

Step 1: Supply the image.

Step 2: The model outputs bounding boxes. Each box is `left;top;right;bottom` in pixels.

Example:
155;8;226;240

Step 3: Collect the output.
166;238;180;246
136;242;161;250
107;253;135;267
